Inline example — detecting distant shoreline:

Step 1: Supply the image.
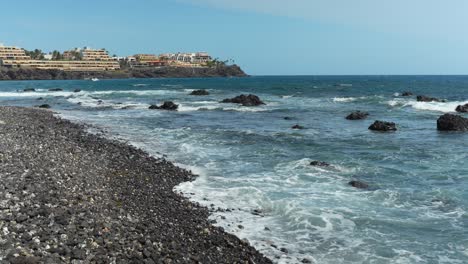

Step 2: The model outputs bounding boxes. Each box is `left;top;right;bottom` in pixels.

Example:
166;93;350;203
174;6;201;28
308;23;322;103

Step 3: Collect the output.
0;65;248;81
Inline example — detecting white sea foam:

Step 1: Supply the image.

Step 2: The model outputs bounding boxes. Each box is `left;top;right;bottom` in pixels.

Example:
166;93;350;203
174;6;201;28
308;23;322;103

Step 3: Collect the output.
387;99;468;113
132;84;149;87
332;96;383;103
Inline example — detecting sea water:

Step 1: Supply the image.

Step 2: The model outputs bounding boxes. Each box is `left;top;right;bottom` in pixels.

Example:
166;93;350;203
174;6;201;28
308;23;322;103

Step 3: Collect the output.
1;76;467;263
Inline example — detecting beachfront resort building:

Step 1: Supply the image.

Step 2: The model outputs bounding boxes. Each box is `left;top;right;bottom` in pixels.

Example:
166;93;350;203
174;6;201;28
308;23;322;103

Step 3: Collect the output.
162;52;212;64
0;44;120;71
128;54;167;68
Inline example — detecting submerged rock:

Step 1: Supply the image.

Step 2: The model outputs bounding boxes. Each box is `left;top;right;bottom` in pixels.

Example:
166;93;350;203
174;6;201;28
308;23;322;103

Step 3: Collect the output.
73;89;82;93
283;117;293;120
221;94;265;106
310;161;330;167
23;88;35;92
291;124;304;129
48;88;63;92
149;101;179;111
346;111;369;120
190;89;209;96
401;91;413;96
437;113;468;131
348;180;369;189
455;103;468;113
368;120;397;131
37;104;51;109
416;95;444;102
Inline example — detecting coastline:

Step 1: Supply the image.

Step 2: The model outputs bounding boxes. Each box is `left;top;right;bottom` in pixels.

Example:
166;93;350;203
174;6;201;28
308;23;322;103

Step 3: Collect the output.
0;65;248;81
0;106;270;263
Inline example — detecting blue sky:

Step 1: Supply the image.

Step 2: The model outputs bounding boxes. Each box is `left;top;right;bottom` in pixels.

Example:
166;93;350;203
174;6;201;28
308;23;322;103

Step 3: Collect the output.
2;0;468;75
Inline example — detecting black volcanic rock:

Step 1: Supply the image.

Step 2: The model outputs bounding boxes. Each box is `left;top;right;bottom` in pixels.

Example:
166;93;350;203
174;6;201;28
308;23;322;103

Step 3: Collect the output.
73;89;82;93
23;88;35;92
401;92;413;96
37;104;51;109
291;124;304;129
346;111;369;120
368;120;397;131
437;114;468;131
48;88;63;92
148;101;178;111
310;161;330;167
190;89;210;96
348;180;369;189
416;95;444;102
221;94;265;106
455;103;468;113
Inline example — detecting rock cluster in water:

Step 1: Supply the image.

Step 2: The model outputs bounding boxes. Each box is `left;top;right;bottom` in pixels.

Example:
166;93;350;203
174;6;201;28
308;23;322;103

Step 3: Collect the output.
149;101;179;111
346;111;369;120
416;95;444;102
401;91;413;96
437;113;468;131
221;94;265;106
368;120;397;131
190;89;210;96
455;103;468;113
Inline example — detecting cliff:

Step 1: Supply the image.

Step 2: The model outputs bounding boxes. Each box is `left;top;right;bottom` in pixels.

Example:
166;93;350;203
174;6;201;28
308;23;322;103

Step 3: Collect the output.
0;65;248;81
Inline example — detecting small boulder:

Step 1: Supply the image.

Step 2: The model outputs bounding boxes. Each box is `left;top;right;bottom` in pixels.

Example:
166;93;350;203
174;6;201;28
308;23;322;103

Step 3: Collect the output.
455;103;468;113
221;94;265;106
148;101;178;111
37;97;43;100
48;88;63;92
348;180;369;189
437;113;468;131
368;120;397;131
401;92;413;96
292;124;304;129
346;111;369;120
37;104;51;109
23;88;35;92
416;95;444;102
283;117;293;120
190;89;209;96
73;89;82;93
310;161;330;167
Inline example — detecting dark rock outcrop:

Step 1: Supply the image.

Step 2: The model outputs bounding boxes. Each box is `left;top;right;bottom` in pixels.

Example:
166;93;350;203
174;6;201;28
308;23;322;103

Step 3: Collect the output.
283;117;293;120
48;88;63;92
348;180;369;189
401;92;413;96
221;94;265;106
73;89;82;93
437;114;468;131
368;121;397;131
23;88;35;92
149;101;178;111
190;89;210;96
37;104;51;109
455;103;468;113
346;111;369;120
416;95;444;102
291;125;304;129
310;161;330;167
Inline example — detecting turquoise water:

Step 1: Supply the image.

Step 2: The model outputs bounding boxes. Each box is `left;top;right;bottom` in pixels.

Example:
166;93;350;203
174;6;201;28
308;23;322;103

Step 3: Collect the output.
1;76;467;263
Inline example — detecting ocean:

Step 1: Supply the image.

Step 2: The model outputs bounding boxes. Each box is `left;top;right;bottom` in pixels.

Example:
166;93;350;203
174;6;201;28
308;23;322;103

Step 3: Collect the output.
0;76;467;263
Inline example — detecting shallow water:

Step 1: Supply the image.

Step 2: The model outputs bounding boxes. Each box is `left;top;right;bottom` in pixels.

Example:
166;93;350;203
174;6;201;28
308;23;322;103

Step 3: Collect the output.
1;76;467;263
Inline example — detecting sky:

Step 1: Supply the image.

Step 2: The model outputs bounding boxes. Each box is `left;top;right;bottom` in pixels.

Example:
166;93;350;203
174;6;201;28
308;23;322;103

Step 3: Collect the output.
2;0;468;75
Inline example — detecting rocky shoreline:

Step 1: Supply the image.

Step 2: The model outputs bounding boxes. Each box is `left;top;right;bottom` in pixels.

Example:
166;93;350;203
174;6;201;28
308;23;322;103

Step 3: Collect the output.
0;65;247;81
0;107;271;263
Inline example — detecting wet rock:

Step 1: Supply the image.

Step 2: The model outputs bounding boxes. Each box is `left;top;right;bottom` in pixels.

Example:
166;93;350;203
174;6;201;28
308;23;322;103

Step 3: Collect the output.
346;111;369;120
348;180;369;189
283;117;293;120
148;101;178;111
310;161;330;167
401;91;413;96
437;113;468;131
37;97;43;100
37;104;51;109
264;227;271;231
73;89;82;93
301;258;312;263
416;95;444;102
292;124;304;129
24;88;36;92
190;89;209;96
455;103;468;113
48;88;63;92
368;120;397;131
280;248;288;253
221;94;265;106
238;225;244;229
